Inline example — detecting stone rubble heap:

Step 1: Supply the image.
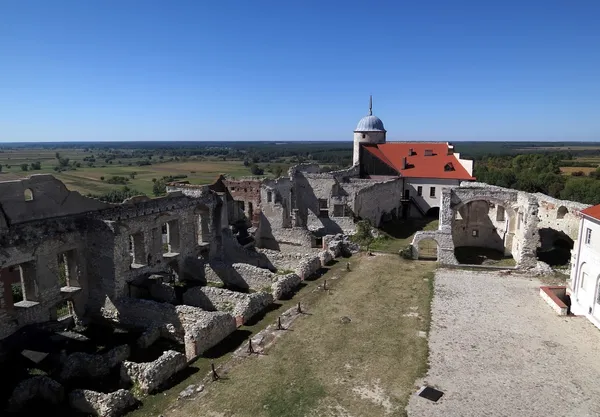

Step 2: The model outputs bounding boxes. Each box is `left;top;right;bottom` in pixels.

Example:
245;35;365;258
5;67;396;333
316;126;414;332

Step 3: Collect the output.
121;350;187;395
8;376;65;412
60;344;130;380
69;388;137;417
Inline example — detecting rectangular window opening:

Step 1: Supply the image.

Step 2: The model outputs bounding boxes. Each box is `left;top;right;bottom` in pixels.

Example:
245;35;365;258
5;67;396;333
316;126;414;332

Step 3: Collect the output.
586;228;592;245
129;233;146;266
56;299;73;320
57;250;80;287
333;204;345;217
472;229;479;237
198;211;210;244
165;220;180;253
429;187;436;198
496;206;505;222
417;186;423;196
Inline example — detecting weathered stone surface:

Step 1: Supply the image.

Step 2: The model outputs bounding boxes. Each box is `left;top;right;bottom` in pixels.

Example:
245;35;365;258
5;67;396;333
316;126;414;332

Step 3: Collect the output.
137;326;161;349
183;286;273;324
121;350;187;395
295;255;322;280
318;249;334;267
271;273;301;300
69;388;137;417
181;308;237;360
8;376;65;411
149;281;177;303
60;344;130;380
325;234;360;257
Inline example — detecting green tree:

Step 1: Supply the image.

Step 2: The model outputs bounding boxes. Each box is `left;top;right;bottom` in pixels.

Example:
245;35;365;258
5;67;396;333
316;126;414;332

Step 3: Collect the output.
153;179;167;196
354;220;374;252
273;166;283;177
20;163;28;171
30;161;41;170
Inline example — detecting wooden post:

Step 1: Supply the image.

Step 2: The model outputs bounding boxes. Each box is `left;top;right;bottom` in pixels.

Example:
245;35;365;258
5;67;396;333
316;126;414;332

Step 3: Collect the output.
323;280;327;290
297;302;302;314
277;316;283;330
211;363;220;381
247;338;254;354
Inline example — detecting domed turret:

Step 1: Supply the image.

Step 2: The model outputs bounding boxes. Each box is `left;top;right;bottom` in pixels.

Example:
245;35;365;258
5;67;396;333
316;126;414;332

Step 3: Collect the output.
353;96;386;165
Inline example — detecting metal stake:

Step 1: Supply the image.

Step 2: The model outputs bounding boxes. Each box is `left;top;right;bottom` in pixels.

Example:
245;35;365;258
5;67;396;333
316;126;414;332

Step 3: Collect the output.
277;316;283;330
247;338;254;354
297;302;302;314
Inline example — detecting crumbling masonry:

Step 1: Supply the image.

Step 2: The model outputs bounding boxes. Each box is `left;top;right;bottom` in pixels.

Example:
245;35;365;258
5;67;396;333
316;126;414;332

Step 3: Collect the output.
0;173;356;415
410;182;589;267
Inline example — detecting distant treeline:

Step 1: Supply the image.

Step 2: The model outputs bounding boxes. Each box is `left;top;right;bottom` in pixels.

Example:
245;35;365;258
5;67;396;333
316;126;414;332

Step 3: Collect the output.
474;154;600;204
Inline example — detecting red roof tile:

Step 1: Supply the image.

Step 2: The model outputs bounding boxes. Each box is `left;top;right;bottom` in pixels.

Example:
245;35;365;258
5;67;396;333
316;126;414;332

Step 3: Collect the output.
362;142;475;180
581;204;600;221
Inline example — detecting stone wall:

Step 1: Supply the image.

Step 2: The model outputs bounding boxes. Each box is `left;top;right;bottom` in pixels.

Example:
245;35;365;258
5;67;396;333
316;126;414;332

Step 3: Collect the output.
183;286;273;325
271;273;302;300
69;388;137;417
121;350;187;394
181;308;236;360
295;255;322;280
411;182;589;268
204;261;277;291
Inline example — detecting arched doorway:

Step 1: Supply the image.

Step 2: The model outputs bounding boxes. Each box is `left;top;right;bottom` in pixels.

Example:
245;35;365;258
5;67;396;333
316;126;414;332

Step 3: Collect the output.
426;207;440;218
451;199;515;265
536;228;574;266
417;238;438;261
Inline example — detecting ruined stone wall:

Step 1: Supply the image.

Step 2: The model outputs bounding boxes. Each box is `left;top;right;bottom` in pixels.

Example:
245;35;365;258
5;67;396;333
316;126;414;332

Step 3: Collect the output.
354;178;404;227
223;177;262;226
0;218;89;339
0;174;110;225
182;286;273;325
534;194;587;240
204;262;276;291
413;181;587;268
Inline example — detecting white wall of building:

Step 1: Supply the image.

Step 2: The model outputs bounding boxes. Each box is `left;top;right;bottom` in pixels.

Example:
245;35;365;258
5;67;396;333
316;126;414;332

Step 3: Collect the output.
570;215;600;328
353;131;386;166
404;178;462;215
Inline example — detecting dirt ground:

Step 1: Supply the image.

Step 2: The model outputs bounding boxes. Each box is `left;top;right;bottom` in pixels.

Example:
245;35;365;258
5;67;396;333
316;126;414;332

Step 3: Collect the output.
407;269;600;417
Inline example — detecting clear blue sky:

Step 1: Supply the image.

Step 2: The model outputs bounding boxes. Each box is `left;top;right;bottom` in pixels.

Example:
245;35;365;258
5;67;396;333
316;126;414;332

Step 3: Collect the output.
1;0;599;142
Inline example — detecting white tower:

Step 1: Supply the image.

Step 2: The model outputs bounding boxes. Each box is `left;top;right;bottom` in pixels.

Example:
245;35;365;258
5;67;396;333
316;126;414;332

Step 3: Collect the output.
353;96;386;166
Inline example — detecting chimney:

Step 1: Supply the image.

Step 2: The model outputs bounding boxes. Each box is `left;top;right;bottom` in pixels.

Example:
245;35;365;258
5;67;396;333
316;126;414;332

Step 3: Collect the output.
447;143;454;155
402;157;407;169
408;148;414;156
424;149;433;157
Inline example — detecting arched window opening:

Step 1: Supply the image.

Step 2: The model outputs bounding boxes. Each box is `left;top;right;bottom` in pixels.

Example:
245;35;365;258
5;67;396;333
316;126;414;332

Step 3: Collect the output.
24;188;34;201
557;206;568;219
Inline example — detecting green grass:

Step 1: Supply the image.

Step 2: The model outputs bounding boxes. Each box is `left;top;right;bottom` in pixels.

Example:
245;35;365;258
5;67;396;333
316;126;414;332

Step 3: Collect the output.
0;148;295;196
167;254;435;417
369;218;439;254
127;258;355;417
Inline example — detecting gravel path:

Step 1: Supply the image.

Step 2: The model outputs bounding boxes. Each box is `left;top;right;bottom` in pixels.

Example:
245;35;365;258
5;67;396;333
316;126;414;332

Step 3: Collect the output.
407;269;600;417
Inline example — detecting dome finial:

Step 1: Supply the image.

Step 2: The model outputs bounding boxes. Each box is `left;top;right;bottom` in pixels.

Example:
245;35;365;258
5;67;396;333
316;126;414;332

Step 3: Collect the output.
369;95;373;116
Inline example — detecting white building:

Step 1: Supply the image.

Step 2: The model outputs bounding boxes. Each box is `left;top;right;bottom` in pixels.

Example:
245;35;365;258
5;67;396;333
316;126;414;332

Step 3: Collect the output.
570;204;600;328
353;98;475;217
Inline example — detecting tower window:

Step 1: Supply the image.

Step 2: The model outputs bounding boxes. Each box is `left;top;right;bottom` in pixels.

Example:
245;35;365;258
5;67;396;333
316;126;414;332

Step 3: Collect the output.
362;134;366;139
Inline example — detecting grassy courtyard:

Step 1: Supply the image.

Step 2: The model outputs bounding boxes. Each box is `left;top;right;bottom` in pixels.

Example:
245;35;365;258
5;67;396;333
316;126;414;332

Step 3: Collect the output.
161;254;435;417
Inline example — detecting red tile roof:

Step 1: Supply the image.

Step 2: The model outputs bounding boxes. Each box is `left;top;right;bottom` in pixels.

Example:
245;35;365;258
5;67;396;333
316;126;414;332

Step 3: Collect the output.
581;204;600;221
362;142;475;180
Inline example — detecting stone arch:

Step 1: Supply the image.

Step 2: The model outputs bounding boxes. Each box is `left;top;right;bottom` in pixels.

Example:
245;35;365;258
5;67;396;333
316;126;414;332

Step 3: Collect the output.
411;234;440;261
557;206;568;219
451;197;517;258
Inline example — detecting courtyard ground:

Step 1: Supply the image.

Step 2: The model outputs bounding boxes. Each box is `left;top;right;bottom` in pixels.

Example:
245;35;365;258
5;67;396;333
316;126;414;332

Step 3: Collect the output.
160;254;435;417
407;269;600;417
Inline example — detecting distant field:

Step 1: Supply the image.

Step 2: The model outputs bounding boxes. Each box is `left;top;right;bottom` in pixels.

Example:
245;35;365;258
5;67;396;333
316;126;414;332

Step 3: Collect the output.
0;147;290;196
560;166;597;175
